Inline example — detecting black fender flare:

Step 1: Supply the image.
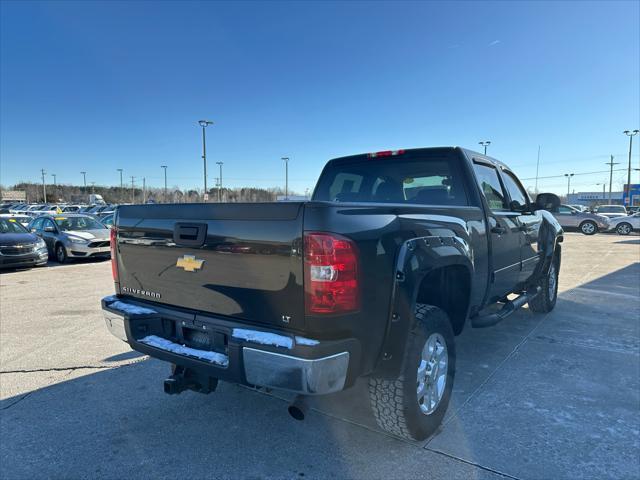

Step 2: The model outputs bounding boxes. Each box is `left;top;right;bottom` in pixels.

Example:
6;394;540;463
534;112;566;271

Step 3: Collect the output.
373;235;474;378
529;211;563;287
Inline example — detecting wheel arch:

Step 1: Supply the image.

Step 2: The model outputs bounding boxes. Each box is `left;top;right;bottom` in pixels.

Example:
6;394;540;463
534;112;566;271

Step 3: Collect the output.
415;265;471;336
373;235;474;378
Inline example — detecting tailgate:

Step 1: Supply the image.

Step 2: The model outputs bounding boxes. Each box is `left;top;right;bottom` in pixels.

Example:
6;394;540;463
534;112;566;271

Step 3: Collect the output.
114;202;305;330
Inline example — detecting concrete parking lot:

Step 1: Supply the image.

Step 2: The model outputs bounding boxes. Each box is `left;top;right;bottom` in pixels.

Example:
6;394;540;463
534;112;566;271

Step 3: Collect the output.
1;233;639;479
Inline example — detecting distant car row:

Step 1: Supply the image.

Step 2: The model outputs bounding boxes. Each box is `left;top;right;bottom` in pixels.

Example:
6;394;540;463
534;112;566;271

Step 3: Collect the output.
0;213;112;270
567;204;638;217
550;204;640;235
0;202;117;218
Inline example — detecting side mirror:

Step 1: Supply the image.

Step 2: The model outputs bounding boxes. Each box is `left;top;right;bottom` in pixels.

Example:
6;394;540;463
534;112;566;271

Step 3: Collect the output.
534;193;560;212
44;226;56;233
509;200;527;213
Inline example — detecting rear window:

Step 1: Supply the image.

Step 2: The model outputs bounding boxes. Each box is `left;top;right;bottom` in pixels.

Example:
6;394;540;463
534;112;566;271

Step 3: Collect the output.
313;155;469;206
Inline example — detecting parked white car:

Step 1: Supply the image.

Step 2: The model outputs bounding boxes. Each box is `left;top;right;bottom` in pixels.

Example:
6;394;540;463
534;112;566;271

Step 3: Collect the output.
593;205;628;219
608;213;640;235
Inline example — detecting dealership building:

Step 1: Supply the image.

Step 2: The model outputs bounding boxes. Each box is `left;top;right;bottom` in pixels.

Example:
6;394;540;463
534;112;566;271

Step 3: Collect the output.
566;184;640;207
566;190;623;207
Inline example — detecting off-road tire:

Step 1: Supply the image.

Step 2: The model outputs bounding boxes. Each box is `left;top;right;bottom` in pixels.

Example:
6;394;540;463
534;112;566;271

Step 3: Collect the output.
579;220;597;235
55;243;68;264
368;304;455;441
529;255;559;313
616;222;632;235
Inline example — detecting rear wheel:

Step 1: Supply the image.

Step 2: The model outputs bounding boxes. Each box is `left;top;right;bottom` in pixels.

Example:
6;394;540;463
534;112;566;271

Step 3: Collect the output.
616;222;632;235
368;304;455;441
529;256;559;313
579;220;597;235
55;243;68;264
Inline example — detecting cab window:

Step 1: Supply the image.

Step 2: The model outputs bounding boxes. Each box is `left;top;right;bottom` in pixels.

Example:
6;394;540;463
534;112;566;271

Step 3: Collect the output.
501;170;529;207
472;162;508;211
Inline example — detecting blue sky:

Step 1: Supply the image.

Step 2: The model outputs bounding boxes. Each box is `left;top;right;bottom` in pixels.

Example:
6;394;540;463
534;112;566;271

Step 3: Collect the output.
1;0;639;195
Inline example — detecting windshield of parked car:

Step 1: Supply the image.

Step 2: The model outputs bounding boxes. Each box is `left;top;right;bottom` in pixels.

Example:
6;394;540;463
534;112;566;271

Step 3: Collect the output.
313;154;469;206
0;218;29;233
597;206;626;213
53;216;105;231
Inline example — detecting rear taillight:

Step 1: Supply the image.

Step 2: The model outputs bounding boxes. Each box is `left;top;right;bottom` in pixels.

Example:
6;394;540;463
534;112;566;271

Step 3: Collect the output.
304;232;359;315
110;227;118;281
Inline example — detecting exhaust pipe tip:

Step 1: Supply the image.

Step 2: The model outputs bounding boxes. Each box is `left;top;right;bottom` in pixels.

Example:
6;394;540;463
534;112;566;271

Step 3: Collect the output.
288;395;308;421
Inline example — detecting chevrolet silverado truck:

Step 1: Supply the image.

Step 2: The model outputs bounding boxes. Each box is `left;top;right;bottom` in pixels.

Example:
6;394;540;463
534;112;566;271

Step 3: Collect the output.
102;147;563;441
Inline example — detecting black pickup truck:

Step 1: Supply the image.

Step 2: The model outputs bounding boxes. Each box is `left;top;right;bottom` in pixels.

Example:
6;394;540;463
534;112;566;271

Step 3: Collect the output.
102;147;563;440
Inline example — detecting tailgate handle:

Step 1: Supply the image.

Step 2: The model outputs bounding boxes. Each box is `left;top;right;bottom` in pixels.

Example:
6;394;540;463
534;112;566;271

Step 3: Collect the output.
173;223;207;247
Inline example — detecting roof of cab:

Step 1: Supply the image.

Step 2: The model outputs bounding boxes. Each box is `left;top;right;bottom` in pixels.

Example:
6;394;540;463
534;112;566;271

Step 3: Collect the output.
326;146;513;171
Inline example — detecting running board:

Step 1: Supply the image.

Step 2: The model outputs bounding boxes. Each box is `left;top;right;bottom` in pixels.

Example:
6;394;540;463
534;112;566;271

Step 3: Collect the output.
471;287;542;328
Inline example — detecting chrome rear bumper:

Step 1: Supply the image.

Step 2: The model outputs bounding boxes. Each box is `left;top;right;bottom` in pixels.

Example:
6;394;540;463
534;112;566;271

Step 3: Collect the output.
243;348;349;395
102;297;350;395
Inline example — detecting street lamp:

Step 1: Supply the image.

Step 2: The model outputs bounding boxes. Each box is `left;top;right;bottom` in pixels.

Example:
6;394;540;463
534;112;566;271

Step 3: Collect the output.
41;169;47;203
596;183;606;202
161;165;168;203
216;161;224;202
623;130;639;206
564;173;574;197
198;120;214;201
281;157;290;200
52;174;57;202
80;171;87;189
479;141;491;155
130;176;135;204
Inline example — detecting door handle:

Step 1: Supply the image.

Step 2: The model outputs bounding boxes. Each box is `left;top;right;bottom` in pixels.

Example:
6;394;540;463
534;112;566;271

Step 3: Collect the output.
491;225;507;234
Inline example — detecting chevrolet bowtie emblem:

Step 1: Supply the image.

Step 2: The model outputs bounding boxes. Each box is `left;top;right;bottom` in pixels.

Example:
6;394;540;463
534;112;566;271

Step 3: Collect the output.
176;255;204;272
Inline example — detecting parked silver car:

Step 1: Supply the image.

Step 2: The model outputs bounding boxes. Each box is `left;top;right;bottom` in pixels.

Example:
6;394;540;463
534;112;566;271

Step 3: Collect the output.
550;204;610;235
608;212;640;235
27;214;111;263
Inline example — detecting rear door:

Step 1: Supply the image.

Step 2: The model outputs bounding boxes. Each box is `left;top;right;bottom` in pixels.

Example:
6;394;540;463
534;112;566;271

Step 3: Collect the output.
115;203;306;330
472;161;521;299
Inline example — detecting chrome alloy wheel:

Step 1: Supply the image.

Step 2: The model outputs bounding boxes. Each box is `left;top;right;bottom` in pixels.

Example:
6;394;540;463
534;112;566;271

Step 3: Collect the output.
617;223;632;235
581;222;596;234
417;333;448;415
548;262;557;301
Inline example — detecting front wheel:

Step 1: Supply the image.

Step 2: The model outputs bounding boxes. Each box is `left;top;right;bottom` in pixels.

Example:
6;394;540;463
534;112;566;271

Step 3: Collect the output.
616;223;632;235
579;221;598;235
368;304;455;441
55;244;68;264
529;257;559;313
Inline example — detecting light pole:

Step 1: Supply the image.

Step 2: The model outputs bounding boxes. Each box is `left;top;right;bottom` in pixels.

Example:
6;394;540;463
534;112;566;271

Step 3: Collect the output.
623;130;639;206
281;157;290;200
130;176;135;204
198;120;214;201
479;141;491;155
90;181;96;194
534;145;541;194
80;171;87;190
161;165;168;203
41;169;47;203
216;161;224;202
605;156;619;203
52;174;57;202
564;173;574;197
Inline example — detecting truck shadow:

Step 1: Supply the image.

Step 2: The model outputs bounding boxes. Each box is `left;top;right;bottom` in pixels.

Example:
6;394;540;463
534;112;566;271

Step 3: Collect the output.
2;264;639;479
